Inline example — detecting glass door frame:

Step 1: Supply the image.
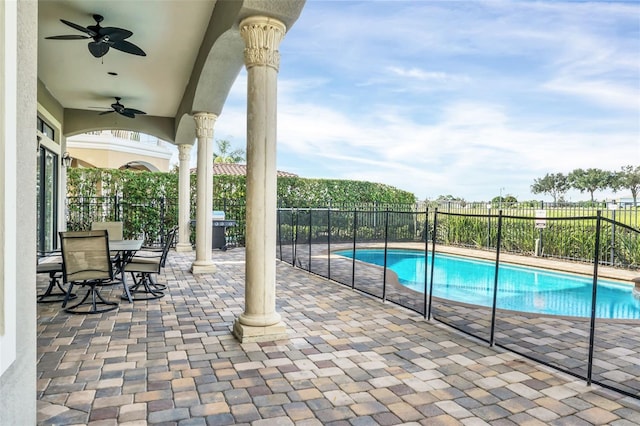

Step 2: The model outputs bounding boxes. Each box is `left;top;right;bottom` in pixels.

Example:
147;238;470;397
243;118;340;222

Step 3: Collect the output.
37;145;59;253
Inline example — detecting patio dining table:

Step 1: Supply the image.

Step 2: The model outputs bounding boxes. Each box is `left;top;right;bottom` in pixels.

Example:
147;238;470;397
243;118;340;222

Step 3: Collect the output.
109;239;143;303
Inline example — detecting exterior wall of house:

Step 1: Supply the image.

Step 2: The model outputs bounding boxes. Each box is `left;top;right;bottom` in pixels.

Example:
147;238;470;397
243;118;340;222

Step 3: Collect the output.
0;1;37;424
67;132;173;172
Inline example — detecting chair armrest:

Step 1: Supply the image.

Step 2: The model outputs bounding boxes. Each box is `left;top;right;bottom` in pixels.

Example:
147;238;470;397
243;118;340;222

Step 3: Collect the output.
130;249;163;261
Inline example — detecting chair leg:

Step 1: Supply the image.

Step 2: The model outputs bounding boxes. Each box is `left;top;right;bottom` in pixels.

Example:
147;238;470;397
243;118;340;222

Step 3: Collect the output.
64;283;118;314
148;274;166;290
123;272;164;301
62;282;75;308
38;272;77;304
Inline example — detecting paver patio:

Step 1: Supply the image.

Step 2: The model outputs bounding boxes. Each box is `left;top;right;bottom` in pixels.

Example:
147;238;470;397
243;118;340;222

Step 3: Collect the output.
37;248;640;425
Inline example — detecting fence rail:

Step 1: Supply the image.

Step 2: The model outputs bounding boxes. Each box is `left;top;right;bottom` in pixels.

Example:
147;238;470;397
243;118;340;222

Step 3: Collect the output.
277;207;640;399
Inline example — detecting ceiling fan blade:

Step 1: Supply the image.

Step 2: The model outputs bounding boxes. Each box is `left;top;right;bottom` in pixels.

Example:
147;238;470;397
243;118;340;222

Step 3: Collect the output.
110;40;146;56
45;35;90;40
88;42;109;58
60;19;97;37
123;108;146;116
120;110;136;119
99;110;115;115
100;27;133;41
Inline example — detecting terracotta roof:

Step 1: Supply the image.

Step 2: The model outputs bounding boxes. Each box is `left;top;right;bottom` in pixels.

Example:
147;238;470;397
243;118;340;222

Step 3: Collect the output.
190;163;298;177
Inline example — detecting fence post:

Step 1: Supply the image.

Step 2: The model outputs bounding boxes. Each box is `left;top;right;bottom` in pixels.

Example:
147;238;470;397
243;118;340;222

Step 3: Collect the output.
427;208;438;320
277;209;282;260
293;209;298;266
308;209;312;271
489;210;503;347
351;208;357;290
423;207;429;319
610;208;616;266
160;197;166;244
487;206;492;249
587;210;602;386
382;208;389;302
114;195;120;221
327;208;331;280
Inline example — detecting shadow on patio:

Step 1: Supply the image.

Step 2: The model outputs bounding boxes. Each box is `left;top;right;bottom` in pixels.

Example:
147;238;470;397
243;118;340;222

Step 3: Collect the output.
37;248;640;425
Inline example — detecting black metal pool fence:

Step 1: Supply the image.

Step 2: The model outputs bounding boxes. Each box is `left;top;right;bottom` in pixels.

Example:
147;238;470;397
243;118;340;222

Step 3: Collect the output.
277;207;640;399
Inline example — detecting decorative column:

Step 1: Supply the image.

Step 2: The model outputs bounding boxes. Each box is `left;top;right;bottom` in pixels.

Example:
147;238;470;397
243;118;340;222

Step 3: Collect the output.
191;112;217;274
175;143;193;252
233;16;287;342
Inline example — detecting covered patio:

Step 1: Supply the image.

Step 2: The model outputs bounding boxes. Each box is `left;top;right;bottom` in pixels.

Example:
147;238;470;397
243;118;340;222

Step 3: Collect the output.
37;249;640;425
2;1;304;421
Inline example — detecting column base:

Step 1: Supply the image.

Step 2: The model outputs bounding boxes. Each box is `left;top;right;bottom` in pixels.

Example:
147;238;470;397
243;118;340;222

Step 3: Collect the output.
191;261;217;274
233;319;287;343
175;243;193;253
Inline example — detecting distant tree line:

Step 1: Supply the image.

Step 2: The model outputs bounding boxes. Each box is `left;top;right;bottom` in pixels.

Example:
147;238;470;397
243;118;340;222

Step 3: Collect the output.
531;165;639;205
425;165;639;208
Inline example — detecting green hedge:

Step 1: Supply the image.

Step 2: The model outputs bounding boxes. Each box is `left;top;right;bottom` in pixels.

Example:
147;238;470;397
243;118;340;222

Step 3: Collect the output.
66;168;416;244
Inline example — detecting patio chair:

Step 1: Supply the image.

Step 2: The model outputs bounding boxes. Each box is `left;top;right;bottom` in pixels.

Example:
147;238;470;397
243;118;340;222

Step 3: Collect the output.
123;226;177;300
36;251;77;303
91;221;123;240
91;220;124;274
59;230;117;314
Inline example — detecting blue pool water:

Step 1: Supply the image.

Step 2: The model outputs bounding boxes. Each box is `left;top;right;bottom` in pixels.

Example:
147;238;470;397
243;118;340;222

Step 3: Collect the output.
335;249;640;319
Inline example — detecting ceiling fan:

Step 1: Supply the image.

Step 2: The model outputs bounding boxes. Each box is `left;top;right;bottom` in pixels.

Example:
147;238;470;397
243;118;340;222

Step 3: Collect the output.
99;97;146;119
45;14;146;58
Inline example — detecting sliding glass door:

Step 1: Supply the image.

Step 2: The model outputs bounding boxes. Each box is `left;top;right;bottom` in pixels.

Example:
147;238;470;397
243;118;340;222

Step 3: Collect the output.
37;146;58;253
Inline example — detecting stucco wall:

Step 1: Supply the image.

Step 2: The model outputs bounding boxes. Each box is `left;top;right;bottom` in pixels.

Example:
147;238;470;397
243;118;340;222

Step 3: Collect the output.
0;0;37;424
68;147;171;171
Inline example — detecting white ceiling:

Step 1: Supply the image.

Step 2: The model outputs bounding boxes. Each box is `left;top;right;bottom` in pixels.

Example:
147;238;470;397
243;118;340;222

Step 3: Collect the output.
38;0;217;119
38;0;306;142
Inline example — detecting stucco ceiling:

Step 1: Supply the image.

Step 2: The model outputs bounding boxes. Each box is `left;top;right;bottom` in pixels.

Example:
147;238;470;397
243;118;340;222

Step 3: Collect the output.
38;0;305;142
39;0;216;118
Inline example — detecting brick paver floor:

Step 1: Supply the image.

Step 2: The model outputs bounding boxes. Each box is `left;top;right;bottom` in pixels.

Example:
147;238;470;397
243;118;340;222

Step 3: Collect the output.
37;248;640;425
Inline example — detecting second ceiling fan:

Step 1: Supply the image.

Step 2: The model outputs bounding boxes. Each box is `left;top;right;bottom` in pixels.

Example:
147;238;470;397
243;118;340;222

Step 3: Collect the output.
45;14;146;58
99;97;146;119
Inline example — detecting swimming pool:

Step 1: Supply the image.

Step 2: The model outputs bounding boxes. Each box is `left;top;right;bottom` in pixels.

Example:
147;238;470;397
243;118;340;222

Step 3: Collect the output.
334;249;640;320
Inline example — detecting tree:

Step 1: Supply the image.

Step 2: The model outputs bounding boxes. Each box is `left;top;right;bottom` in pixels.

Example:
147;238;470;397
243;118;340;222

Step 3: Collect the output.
432;195;466;207
567;168;613;202
213;139;245;164
491;194;517;208
612;165;640;207
530;173;570;204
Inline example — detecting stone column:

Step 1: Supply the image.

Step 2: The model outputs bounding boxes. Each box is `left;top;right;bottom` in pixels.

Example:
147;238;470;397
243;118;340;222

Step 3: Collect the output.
233;16;287;342
175;143;193;252
191;112;217;274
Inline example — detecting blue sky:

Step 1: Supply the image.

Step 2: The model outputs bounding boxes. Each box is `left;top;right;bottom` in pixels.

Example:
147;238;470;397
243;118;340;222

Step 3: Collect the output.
196;0;640;202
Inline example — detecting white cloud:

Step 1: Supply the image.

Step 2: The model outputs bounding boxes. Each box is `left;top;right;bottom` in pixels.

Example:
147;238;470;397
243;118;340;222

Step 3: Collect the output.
206;1;640;202
386;66;470;84
543;78;640;111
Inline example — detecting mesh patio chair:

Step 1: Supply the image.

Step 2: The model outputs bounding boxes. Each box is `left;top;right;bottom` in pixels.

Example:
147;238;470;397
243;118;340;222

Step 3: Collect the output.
36;251;77;303
123;226;177;300
91;221;123;240
91;221;125;274
59;230;117;314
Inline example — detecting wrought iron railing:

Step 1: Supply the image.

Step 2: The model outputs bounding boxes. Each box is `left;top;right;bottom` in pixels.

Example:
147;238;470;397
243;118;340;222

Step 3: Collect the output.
66;196;245;246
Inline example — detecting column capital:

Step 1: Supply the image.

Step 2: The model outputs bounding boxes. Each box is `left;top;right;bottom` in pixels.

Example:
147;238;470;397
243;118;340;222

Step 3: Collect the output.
178;143;192;162
240;16;286;71
193;112;217;139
